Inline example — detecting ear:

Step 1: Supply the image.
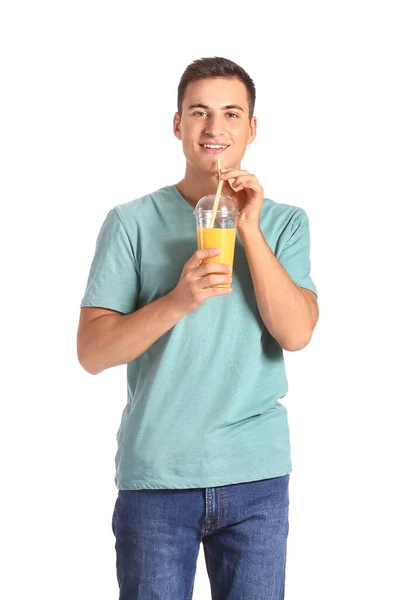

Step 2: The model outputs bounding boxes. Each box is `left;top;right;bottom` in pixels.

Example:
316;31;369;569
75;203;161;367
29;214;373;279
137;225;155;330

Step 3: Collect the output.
247;116;257;145
173;113;182;140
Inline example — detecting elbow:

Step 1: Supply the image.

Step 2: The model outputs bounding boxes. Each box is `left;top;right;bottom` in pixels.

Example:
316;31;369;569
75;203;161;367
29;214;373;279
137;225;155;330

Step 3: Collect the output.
78;354;101;376
77;344;102;376
81;362;102;376
279;332;313;352
283;339;310;352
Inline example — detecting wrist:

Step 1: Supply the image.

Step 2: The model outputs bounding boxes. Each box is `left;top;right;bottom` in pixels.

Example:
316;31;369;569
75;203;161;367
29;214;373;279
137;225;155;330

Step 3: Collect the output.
237;222;263;244
164;289;188;321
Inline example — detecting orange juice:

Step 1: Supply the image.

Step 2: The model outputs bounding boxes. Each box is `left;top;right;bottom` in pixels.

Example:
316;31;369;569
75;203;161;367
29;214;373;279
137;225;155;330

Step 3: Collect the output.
197;227;236;287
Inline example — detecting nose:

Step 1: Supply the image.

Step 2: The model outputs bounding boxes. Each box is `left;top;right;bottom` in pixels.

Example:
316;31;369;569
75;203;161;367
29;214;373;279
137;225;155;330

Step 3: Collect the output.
204;113;225;138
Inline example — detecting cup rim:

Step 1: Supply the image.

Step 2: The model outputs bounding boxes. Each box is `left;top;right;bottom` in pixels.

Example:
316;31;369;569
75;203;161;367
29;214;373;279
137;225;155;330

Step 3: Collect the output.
193;194;240;216
194;208;240;215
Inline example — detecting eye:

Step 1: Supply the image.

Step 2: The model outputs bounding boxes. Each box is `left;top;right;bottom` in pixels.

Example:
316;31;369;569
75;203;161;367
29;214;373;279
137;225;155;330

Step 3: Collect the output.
226;112;239;119
192;111;208;117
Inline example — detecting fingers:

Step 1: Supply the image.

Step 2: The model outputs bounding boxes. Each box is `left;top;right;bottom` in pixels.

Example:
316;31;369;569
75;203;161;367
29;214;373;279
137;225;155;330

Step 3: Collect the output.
220;169;262;190
188;248;221;267
184;249;233;294
220;169;248;191
199;274;233;289
235;177;263;192
195;261;231;277
223;174;262;192
220;168;249;178
203;286;232;299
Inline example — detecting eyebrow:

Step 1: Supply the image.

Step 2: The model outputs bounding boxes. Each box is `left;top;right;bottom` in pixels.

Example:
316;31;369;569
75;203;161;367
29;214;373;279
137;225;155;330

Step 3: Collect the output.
188;103;245;112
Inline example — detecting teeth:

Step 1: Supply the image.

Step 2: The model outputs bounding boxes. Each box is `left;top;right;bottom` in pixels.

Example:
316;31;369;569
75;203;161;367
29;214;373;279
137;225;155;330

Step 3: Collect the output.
204;144;227;149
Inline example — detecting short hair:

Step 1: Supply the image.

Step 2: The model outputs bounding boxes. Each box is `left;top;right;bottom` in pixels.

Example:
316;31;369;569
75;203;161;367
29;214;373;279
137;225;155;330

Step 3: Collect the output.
177;57;256;119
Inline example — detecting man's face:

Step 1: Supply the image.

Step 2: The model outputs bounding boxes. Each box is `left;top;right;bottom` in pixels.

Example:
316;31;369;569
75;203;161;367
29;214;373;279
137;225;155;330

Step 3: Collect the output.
174;77;257;174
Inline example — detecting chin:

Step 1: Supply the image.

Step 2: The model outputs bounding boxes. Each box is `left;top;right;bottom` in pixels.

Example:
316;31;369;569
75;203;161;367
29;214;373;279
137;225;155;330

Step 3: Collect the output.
186;156;218;175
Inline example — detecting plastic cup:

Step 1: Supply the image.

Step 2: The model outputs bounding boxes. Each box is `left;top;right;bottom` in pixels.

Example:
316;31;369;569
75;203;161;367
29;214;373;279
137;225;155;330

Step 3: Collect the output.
193;194;239;288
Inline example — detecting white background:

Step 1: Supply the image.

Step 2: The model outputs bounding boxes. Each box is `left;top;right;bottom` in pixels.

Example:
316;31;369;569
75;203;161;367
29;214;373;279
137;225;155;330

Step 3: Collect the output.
1;1;416;598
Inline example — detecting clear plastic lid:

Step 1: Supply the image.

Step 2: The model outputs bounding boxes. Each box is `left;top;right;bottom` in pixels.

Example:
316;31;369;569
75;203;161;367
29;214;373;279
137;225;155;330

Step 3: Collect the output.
193;194;239;217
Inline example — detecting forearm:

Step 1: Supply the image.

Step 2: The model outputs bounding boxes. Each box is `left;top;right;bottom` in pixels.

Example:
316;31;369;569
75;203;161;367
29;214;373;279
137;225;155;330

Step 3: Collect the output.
239;225;316;351
79;293;185;375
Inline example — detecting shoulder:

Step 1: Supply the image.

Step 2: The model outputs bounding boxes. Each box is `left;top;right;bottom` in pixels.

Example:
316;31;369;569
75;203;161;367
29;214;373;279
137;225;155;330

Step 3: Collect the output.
260;198;313;254
114;186;174;213
261;198;309;229
112;186;173;225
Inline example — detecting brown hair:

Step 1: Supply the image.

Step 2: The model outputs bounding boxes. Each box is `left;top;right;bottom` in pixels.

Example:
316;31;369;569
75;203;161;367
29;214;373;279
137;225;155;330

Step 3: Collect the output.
177;57;256;119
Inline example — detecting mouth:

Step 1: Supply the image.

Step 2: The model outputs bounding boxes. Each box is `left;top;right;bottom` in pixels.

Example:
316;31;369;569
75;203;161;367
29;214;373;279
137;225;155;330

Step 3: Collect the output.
199;143;230;154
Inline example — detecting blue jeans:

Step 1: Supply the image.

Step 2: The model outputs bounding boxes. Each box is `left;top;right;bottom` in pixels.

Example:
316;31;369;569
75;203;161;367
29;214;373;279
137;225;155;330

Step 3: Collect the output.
112;474;290;599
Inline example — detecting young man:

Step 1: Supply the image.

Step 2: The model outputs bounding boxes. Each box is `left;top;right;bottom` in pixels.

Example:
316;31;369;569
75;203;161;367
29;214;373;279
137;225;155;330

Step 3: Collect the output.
78;57;318;600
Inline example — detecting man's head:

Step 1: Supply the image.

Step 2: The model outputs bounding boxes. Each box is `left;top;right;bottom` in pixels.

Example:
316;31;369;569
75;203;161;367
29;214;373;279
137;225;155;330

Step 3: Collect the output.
174;57;257;174
177;57;256;119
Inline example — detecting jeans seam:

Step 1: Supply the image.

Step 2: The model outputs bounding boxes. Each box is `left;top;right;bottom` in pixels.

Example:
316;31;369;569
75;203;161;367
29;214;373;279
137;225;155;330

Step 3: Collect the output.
187;580;194;600
205;545;215;583
211;487;226;528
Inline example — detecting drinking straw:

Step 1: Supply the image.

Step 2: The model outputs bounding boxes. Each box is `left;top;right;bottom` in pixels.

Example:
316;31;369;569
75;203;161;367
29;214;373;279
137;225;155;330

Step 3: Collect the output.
208;159;224;228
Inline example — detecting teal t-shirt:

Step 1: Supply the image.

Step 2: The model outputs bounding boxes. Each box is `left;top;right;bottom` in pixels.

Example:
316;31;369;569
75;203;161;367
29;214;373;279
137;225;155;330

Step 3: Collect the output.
81;185;317;490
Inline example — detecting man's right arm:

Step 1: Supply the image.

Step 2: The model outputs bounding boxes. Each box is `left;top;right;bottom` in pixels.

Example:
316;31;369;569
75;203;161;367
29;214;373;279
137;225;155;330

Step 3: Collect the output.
77;294;185;375
77;248;232;375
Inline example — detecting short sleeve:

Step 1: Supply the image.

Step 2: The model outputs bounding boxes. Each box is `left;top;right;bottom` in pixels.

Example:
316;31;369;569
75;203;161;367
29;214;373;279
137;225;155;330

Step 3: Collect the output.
80;208;140;314
277;209;317;296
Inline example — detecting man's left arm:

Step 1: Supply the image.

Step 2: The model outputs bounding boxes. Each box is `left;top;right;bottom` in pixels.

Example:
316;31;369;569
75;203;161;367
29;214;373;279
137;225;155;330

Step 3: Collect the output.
220;168;319;352
239;225;318;351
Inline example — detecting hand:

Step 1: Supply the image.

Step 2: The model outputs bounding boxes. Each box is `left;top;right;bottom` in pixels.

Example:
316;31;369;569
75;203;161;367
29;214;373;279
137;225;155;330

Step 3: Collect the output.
220;168;264;230
169;248;232;315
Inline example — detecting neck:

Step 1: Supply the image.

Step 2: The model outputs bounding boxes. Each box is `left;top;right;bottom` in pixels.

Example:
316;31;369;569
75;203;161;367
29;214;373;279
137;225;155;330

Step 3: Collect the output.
175;161;240;208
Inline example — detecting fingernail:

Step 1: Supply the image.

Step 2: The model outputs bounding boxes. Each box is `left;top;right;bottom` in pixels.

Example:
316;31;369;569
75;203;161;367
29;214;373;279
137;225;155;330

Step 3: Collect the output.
228;266;232;272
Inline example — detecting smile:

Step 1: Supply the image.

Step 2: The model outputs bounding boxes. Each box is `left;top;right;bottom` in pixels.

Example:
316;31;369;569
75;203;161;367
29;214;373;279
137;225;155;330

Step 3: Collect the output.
199;144;229;154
